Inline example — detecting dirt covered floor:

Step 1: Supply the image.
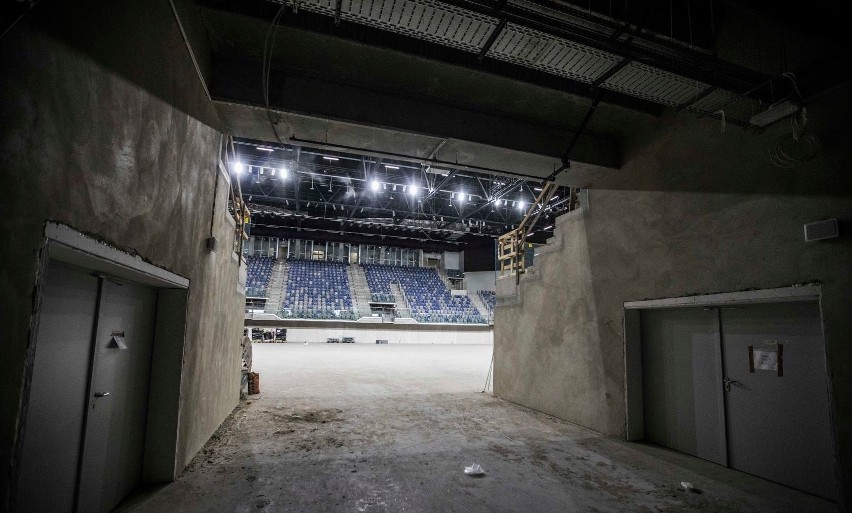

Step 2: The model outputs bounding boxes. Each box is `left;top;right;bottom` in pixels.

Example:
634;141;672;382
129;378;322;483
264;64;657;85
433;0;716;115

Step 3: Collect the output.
123;344;835;512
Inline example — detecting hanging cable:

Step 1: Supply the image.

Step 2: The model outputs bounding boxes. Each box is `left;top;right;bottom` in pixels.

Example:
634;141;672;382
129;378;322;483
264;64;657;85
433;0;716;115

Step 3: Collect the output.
0;0;41;42
766;72;818;168
481;350;494;393
262;4;288;146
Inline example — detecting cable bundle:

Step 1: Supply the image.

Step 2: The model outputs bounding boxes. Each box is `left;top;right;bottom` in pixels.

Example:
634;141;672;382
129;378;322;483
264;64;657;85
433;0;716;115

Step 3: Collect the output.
767;74;820;168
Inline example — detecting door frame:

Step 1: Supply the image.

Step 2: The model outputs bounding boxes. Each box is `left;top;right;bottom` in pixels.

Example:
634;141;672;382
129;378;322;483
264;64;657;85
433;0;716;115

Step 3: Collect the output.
622;285;839;496
12;223;190;511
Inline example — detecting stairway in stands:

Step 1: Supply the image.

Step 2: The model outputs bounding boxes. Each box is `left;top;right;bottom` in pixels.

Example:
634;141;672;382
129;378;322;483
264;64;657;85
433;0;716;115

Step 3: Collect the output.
347;263;372;318
266;259;288;314
468;291;491;323
390;282;412;317
435;267;453;290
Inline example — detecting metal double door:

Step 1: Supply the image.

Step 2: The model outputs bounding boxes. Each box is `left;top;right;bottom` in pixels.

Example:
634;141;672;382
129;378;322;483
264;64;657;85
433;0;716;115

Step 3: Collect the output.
17;262;157;513
641;301;836;500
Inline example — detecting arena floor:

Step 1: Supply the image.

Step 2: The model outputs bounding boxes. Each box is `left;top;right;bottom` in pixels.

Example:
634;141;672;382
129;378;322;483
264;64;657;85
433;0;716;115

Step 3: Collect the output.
122;343;835;513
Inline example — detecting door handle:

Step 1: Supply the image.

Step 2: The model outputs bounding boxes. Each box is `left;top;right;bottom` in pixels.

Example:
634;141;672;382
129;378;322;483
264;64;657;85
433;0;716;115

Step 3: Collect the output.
94;392;110;398
723;377;740;392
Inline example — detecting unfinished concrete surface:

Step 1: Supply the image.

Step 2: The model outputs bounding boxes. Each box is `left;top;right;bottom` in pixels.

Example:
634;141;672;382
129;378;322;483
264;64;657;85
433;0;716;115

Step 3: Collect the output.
494;88;852;506
123;344;833;512
0;4;243;506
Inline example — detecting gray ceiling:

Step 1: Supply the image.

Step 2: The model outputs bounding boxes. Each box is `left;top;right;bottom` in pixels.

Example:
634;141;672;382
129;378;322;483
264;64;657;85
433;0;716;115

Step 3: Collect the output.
287;0;735;111
171;0;846;246
187;0;836;186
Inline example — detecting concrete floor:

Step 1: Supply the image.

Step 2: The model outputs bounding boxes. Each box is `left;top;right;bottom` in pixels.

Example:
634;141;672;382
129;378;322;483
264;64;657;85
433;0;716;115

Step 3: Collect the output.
124;344;836;512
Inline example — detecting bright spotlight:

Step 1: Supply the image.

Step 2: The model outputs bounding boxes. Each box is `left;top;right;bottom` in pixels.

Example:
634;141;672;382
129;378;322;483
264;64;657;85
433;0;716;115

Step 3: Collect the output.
518;200;526;210
280;167;288;178
458;191;465;202
233;162;244;174
370;180;380;191
408;185;417;196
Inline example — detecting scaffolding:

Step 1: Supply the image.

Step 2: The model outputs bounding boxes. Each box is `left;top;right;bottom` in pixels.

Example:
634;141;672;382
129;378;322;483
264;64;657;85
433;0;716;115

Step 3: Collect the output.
497;181;558;280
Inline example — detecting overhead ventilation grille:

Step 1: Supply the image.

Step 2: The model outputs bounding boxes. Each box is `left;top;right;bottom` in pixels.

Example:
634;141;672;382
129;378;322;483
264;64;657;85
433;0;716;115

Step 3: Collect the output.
274;0;756;123
487;24;620;83
296;0;498;52
600;62;707;106
804;219;839;242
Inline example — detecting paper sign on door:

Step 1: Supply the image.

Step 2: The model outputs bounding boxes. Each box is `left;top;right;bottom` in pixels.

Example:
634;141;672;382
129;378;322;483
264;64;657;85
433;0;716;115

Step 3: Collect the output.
754;349;777;370
748;343;784;377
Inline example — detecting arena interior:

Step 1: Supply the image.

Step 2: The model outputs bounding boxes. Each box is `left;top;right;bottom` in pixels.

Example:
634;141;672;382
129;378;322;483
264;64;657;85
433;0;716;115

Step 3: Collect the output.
2;1;850;512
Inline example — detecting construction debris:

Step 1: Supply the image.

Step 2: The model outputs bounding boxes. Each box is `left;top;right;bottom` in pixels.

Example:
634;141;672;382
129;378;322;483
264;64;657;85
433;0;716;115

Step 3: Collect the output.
464;463;485;477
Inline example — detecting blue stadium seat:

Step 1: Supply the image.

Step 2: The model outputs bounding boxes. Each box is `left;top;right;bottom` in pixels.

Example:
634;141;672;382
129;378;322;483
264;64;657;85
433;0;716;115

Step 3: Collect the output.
478;290;496;318
280;259;354;320
362;264;486;324
245;256;274;297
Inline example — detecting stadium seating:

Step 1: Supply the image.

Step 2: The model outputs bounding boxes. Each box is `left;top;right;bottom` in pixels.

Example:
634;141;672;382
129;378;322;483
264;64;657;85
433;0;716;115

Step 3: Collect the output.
362;264;486;324
280;259;356;320
245;256;274;297
478;290;496;317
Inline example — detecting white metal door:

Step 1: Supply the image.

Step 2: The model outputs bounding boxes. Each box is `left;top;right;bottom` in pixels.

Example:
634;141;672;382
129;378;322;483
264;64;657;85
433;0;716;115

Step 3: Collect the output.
640;308;727;465
76;278;157;513
16;263;100;513
720;302;837;500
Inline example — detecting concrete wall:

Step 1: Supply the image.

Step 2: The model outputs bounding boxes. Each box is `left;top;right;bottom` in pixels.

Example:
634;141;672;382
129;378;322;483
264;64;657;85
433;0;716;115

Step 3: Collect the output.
494;89;852;505
0;2;243;507
465;271;498;292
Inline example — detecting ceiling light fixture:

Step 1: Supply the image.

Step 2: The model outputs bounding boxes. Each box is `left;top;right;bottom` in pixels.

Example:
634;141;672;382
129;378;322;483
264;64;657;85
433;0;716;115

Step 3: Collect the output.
322;156;339;161
233;162;244;174
518;201;526;210
256;147;274;152
371;180;380;191
408;185;417;196
385;165;399;170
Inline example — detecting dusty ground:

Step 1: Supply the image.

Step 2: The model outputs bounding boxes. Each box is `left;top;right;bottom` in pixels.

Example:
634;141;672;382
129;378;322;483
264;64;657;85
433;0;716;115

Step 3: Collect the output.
123;344;836;512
